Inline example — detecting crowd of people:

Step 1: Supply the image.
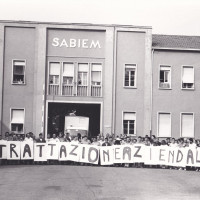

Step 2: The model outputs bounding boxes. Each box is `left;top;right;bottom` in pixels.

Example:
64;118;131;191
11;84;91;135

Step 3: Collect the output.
0;131;200;171
1;131;199;148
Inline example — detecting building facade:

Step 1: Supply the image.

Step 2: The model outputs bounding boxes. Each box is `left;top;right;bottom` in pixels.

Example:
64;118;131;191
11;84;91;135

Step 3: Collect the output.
0;21;199;139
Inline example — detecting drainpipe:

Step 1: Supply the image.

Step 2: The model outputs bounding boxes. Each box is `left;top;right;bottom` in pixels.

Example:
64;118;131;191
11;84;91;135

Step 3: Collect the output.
150;49;154;137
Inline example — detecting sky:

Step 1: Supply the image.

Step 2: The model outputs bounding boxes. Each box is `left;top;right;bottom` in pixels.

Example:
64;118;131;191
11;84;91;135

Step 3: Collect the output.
0;0;200;35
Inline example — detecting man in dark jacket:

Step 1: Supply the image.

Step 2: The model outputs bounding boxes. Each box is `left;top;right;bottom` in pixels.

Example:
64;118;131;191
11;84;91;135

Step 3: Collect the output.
36;133;46;143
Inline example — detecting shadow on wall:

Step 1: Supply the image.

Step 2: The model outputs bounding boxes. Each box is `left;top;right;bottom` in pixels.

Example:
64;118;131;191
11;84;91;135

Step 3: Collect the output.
1;121;10;137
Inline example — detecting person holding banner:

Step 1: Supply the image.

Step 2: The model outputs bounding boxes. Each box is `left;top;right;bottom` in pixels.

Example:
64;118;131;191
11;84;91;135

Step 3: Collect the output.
36;133;46;143
50;134;59;142
24;133;33;142
102;138;111;146
58;132;65;142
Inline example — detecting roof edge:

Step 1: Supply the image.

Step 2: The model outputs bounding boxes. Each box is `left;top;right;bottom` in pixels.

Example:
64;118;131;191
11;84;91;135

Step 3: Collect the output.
0;20;152;29
152;47;200;52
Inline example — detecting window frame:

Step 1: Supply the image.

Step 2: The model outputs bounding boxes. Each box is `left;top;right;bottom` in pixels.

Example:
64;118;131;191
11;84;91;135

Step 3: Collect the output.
157;112;172;138
122;111;137;136
78;63;89;86
158;65;172;90
48;61;61;95
123;64;137;89
90;62;102;87
180;112;194;138
62;62;75;86
10;108;25;134
12;59;26;85
181;65;195;90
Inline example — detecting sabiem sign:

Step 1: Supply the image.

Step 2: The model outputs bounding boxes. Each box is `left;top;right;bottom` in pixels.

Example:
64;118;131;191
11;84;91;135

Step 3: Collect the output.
52;37;101;49
47;29;105;58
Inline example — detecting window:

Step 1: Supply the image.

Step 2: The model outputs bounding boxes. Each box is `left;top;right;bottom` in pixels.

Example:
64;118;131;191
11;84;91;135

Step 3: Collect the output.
159;65;171;89
49;62;60;84
11;109;24;134
124;64;136;87
12;60;25;84
182;66;194;89
63;63;74;85
158;113;171;137
123;112;136;135
91;63;102;86
181;113;194;138
78;64;88;86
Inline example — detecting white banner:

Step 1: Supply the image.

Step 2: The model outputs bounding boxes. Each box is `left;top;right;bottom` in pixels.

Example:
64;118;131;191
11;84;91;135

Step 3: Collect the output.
21;142;34;160
0;140;7;159
34;143;47;161
6;141;21;160
47;142;59;160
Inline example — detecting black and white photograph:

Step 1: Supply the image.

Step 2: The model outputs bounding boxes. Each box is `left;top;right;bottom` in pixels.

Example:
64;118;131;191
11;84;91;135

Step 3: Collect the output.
0;0;200;199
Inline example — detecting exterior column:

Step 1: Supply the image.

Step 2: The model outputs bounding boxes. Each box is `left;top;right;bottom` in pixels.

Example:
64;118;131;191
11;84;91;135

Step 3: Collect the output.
143;29;152;136
103;27;114;135
33;25;47;137
0;25;4;135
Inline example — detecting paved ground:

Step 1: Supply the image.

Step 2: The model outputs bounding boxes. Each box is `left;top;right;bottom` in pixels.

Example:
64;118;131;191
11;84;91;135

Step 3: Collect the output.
0;165;200;200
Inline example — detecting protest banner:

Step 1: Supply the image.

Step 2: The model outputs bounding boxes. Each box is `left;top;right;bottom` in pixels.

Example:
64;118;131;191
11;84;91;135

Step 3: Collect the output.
1;140;200;168
20;141;34;160
144;146;157;165
0;140;7;159
174;148;186;167
100;146;113;165
58;143;81;162
58;142;68;161
80;144;99;164
6;141;21;160
47;142;59;160
167;147;176;166
113;145;133;164
34;143;47;161
185;147;196;167
195;148;200;167
66;143;81;162
132;144;145;163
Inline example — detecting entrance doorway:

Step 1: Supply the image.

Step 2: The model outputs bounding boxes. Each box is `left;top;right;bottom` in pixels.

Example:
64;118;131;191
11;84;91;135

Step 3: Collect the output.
47;102;101;137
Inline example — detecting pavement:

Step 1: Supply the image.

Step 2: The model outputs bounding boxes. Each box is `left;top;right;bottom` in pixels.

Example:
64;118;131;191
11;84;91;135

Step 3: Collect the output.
0;164;200;200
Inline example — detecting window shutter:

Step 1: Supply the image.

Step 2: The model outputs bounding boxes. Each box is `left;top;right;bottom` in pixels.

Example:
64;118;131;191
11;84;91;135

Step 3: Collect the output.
63;63;74;76
78;64;88;72
158;113;171;137
11;109;24;123
181;113;194;137
92;63;102;71
124;112;136;120
182;67;194;83
49;63;60;75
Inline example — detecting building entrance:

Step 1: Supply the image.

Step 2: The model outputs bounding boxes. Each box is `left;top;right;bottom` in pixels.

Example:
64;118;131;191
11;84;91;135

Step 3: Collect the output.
47;102;101;137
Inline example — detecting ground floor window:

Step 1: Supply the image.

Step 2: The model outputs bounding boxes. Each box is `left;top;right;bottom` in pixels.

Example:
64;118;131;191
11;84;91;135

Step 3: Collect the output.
10;109;25;134
181;113;194;138
158;113;171;137
123;112;136;135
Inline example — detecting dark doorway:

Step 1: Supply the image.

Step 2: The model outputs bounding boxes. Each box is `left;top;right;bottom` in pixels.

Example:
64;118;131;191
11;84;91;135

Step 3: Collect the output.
47;102;101;137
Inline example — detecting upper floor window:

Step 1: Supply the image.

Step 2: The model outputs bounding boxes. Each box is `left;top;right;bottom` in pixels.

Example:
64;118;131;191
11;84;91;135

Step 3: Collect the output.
12;60;25;84
124;64;136;88
91;63;102;86
182;66;194;89
158;112;171;137
49;62;60;85
123;112;136;135
159;65;171;89
78;64;88;86
10;109;25;134
63;63;74;85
